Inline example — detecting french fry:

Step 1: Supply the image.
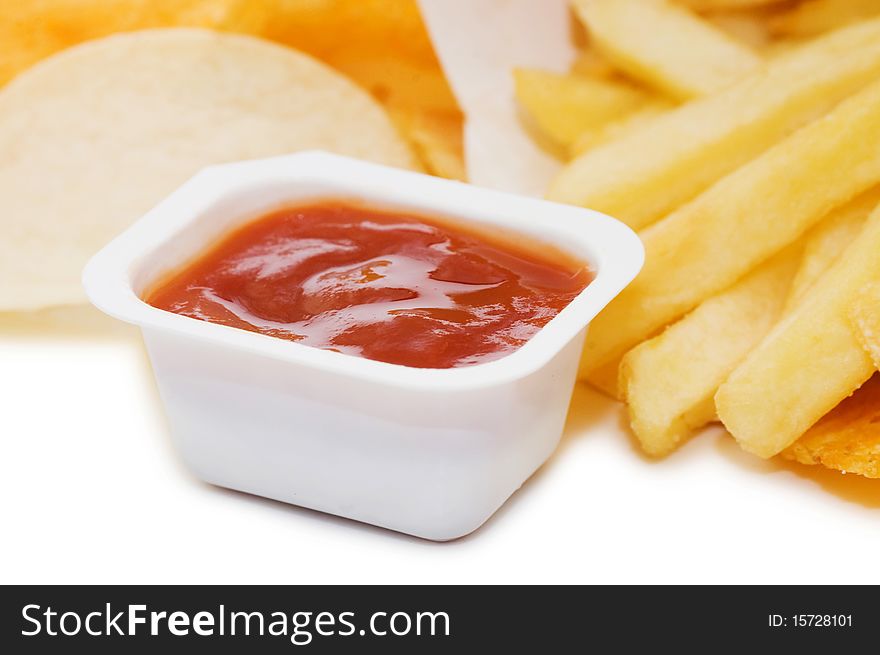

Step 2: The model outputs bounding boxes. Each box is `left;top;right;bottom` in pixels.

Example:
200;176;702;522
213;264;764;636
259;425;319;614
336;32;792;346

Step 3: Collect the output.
619;245;800;457
849;282;880;370
569;102;672;158
574;0;761;100
388;106;465;180
716;204;880;458
761;38;812;59
785;189;880;310
704;9;772;49
568;47;618;80
770;0;880;38
548;18;880;229
585;358;624;400
781;374;880;479
580;78;880;375
513;68;648;150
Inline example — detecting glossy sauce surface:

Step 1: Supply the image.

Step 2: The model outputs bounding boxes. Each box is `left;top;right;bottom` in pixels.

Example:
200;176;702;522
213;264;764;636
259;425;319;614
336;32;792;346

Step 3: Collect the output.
145;204;592;368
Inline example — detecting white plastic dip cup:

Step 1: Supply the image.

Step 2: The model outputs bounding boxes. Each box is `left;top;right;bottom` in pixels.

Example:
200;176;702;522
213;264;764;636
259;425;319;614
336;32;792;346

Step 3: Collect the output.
83;152;643;540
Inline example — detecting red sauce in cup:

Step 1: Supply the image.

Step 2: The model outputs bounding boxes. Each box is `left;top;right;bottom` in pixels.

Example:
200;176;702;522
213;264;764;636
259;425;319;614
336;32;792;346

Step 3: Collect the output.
145;203;592;368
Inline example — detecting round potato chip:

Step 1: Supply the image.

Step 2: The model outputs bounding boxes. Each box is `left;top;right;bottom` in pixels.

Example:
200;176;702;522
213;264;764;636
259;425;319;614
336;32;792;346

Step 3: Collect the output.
0;28;417;310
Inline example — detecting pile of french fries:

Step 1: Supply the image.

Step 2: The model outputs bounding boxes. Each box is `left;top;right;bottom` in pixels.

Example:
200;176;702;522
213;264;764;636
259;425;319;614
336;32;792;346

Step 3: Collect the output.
515;0;880;477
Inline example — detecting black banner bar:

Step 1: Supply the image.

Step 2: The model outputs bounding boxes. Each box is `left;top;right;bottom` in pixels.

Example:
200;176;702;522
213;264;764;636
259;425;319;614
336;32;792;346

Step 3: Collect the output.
1;585;876;652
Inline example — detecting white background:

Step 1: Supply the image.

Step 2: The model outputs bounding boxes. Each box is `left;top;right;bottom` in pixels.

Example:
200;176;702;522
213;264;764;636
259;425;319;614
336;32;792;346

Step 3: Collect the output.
2;305;879;585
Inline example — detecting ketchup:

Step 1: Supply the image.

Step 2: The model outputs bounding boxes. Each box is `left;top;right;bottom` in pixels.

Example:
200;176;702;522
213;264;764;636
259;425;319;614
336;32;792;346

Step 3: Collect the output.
145;203;592;368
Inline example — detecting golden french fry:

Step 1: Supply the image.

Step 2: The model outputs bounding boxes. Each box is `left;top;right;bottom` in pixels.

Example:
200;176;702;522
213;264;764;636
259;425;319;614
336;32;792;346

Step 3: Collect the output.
770;0;880;38
849;282;880;370
716;204;880;458
704;9;772;49
388;106;465;180
581;78;880;375
781;374;880;479
620;245;800;456
785;189;880;310
584;358;623;400
762;38;813;59
573;0;761;100
548;18;880;229
569;102;673;158
568;47;618;80
513;68;648;150
776;200;879;479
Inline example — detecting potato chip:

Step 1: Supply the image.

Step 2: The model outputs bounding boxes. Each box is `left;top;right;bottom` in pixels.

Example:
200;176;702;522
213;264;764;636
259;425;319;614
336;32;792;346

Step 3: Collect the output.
0;1;459;112
0;29;417;311
0;1;464;182
256;0;459;115
782;375;880;479
0;1;249;86
849;282;880;370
